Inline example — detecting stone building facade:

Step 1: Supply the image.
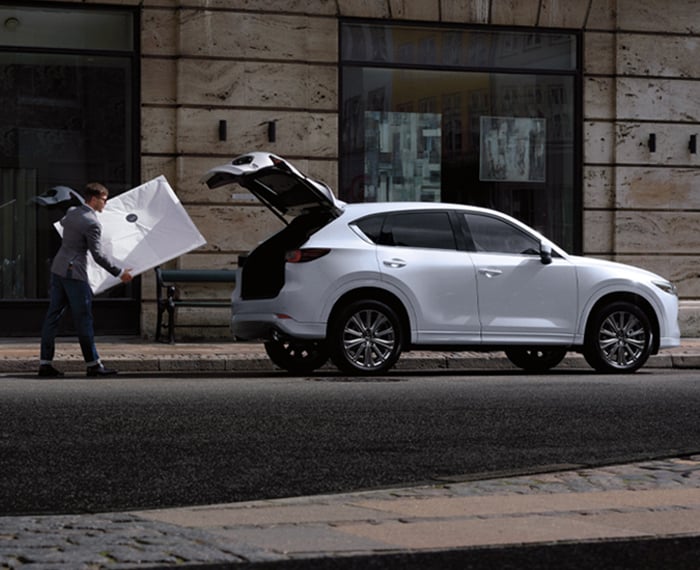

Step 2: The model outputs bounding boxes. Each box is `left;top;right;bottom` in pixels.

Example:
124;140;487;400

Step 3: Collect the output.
2;0;699;339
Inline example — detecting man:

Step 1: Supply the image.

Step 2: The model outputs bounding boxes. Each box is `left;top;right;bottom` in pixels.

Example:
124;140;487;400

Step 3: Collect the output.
38;183;133;377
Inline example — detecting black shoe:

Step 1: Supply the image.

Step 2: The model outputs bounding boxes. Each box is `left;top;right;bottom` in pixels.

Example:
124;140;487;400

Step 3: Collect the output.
38;364;64;378
87;364;118;377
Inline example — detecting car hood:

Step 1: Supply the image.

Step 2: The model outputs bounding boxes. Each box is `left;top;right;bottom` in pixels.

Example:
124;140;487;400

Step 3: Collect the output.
568;254;668;283
201;152;345;221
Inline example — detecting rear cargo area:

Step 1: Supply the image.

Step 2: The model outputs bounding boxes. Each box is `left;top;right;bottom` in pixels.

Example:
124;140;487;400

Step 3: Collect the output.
240;211;333;300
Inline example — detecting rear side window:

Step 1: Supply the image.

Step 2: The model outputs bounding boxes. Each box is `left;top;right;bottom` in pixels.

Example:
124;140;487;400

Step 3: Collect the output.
464;213;540;255
386;212;457;250
354;214;385;243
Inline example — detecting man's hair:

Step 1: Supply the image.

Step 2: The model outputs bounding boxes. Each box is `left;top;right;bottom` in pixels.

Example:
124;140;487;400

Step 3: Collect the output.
84;182;109;201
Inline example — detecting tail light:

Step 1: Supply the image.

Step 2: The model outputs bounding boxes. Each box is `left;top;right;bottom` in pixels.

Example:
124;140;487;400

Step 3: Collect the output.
285;248;331;263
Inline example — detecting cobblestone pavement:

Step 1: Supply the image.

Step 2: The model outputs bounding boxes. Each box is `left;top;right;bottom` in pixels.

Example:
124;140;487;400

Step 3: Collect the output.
1;456;699;569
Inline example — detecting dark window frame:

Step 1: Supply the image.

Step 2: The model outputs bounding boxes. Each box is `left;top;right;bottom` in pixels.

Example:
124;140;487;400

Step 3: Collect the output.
0;2;141;336
338;18;583;255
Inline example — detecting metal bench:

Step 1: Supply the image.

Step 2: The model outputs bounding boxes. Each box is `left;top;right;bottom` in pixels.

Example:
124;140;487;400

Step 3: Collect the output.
155;266;237;343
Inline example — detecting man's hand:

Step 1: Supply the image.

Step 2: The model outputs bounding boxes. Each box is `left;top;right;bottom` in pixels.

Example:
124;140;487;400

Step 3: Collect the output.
120;269;134;283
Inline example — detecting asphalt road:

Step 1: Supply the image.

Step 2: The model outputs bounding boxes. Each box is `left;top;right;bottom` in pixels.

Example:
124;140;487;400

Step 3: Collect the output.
1;369;699;515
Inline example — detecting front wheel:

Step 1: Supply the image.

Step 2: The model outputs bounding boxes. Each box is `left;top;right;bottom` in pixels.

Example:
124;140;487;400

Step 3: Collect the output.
505;347;567;372
329;300;403;375
264;339;329;374
583;301;653;373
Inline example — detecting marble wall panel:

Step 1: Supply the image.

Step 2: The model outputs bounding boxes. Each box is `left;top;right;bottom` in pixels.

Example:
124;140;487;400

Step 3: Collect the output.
613;123;700;166
388;0;440;20
168;306;230;327
584;121;615;164
141;156;177;188
141;107;177;154
188;205;285;253
141;303;157;340
584;77;614;120
176;0;337;14
584;32;615;75
177;60;337;110
615;167;700;210
538;0;589;28
679;302;700;338
141;266;157;303
439;0;490;23
618;34;700;78
617;0;700;34
179;10;337;62
490;0;539;26
176;108;338;158
141;0;179;6
141;7;178;56
178;252;239;271
163;281;233;301
142;58;177;105
616;78;700;122
337;0;390;18
615;211;700;254
583;166;614;209
585;0;616;30
81;0;141;5
583;209;613;254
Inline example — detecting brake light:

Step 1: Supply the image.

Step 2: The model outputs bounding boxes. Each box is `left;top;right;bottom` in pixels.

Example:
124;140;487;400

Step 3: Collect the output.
285;248;331;263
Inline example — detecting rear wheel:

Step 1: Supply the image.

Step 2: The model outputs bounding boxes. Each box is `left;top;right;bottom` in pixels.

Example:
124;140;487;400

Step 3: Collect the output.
330;300;403;375
583;301;652;373
264;339;329;374
505;348;567;372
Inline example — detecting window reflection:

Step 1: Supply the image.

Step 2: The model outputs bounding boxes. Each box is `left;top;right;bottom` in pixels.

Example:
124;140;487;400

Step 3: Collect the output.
340;23;579;252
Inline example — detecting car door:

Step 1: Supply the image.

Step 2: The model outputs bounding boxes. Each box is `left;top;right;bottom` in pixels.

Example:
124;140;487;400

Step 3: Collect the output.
464;212;577;344
375;211;480;344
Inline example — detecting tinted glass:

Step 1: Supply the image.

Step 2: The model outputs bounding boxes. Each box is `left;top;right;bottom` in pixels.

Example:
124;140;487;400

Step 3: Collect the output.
0;6;137;335
354;214;385;243
0;5;133;51
389;212;456;250
341;23;576;71
465;213;539;254
340;22;580;253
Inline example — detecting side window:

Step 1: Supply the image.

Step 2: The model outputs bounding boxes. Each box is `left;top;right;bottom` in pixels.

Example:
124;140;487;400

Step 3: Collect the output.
465;213;540;255
354;214;385;243
388;212;457;250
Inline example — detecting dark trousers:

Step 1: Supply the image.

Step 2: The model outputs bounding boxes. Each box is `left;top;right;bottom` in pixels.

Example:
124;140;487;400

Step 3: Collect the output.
40;272;100;366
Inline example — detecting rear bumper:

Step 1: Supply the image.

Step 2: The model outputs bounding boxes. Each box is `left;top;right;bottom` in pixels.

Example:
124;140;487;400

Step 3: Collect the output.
231;312;325;341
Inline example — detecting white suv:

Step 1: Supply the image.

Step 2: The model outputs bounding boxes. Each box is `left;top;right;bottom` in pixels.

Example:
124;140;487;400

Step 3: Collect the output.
202;152;680;375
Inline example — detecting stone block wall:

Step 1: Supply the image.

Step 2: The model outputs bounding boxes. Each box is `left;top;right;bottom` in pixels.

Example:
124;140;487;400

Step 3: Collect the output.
123;0;700;337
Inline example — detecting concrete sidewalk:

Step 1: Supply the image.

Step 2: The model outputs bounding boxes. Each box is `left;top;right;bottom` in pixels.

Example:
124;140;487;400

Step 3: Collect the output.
2;336;700;374
1;338;700;568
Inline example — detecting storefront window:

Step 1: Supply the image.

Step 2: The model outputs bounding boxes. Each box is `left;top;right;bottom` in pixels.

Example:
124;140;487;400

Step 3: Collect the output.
0;5;138;335
340;22;580;252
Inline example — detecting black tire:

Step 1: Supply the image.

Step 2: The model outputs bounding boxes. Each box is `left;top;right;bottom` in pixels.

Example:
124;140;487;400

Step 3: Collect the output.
264;339;329;374
505;347;567;372
329;299;403;375
583;301;653;373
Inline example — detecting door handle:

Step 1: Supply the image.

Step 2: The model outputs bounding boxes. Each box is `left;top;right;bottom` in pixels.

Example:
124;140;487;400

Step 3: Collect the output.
478;268;503;278
383;258;406;269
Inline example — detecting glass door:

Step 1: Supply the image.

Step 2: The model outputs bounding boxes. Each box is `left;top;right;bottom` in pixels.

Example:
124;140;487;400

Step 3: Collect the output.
0;5;139;336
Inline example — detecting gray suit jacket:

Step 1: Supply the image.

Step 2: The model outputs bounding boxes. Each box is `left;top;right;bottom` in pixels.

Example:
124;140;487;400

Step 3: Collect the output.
51;204;121;283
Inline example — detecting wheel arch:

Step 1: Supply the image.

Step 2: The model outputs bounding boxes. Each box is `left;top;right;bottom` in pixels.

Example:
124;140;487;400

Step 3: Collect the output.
326;287;412;348
584;292;660;353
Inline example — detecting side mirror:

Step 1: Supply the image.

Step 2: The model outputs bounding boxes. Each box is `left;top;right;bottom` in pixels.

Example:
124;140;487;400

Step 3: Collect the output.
540;242;553;265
